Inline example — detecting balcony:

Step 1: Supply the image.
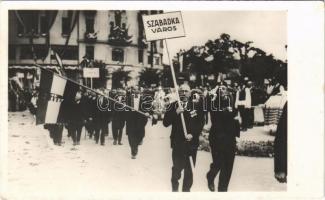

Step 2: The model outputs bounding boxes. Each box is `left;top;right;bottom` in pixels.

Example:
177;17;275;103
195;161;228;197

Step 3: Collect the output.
108;23;133;46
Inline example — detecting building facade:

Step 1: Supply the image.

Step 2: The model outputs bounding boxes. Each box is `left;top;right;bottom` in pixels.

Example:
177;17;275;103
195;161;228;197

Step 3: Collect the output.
8;10;164;89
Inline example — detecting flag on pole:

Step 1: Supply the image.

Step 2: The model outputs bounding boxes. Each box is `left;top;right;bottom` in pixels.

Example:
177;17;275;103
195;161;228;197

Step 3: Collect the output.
52;50;65;76
36;68;79;125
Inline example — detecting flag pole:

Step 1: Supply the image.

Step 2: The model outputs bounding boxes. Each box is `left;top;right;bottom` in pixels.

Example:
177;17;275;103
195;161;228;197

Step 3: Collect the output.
164;39;195;170
35;64;150;118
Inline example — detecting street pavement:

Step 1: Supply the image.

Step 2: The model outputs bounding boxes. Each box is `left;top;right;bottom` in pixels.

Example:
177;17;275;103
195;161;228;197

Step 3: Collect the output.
6;111;286;198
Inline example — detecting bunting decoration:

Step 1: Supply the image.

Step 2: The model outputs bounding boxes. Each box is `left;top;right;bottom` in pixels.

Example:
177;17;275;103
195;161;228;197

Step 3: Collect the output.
60;11;79;58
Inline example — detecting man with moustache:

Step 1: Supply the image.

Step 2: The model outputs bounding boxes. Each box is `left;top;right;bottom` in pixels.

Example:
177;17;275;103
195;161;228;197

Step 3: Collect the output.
163;84;205;192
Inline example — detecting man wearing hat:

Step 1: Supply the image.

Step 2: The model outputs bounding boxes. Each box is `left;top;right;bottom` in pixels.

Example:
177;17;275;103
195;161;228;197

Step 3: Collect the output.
163;84;205;192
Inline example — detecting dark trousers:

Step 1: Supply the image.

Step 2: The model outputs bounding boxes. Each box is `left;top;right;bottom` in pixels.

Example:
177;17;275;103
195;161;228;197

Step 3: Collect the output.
112;121;124;142
85;121;95;138
94;123;107;144
127;129;144;156
68;124;83;143
238;105;249;129
248;108;254;128
171;146;197;192
207;139;235;192
48;124;63;145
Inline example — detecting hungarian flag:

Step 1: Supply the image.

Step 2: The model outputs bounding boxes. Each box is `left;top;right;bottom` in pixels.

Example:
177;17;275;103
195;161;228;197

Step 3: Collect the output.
36;68;79;125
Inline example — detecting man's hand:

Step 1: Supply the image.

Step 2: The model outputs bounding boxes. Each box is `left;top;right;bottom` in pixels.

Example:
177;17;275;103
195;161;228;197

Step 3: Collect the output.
153;114;158;120
275;172;287;183
144;113;150;118
185;134;193;141
176;107;184;115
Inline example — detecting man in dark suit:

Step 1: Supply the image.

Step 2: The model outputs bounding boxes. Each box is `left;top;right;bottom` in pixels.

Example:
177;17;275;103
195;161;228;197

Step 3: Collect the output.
206;85;240;192
163;85;205;192
111;88;126;145
83;91;96;139
66;90;86;146
94;88;111;146
125;87;151;159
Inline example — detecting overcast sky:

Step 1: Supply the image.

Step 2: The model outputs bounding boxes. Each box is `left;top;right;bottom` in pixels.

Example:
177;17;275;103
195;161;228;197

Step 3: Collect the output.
163;11;287;64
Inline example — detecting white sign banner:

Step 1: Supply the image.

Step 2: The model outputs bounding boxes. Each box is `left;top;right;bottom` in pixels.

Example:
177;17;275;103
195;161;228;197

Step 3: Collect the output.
83;68;100;78
142;11;185;41
17;72;24;78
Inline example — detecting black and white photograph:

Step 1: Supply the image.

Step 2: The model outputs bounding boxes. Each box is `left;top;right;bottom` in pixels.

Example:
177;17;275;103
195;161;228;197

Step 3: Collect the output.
0;1;324;200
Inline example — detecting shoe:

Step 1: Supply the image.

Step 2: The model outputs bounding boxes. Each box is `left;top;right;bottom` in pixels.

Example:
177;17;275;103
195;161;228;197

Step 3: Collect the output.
101;143;105;146
118;142;123;145
131;155;136;159
113;140;117;145
206;173;215;192
139;140;143;145
241;128;247;132
207;172;215;191
172;182;179;192
73;142;77;146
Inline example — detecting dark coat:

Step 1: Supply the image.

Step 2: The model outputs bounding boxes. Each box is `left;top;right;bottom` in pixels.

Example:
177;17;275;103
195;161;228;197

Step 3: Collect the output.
93;95;112;125
124;91;149;135
208;93;239;142
163;100;205;149
274;102;287;174
65;99;87;126
110;91;126;129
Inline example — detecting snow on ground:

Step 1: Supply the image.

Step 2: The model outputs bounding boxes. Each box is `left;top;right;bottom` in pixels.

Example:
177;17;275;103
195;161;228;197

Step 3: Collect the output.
6;111;286;199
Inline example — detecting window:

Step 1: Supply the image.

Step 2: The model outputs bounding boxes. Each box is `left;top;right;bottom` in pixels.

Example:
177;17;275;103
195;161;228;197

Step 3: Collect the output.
160;40;164;48
9;46;16;60
85;46;94;60
40;15;48;35
85;17;95;33
151;41;157;53
20;46;33;59
62;17;69;35
17;22;24;36
138;49;143;63
112;48;124;62
51;45;78;60
29;12;39;34
114;11;122;27
154;57;160;65
148;55;153;65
